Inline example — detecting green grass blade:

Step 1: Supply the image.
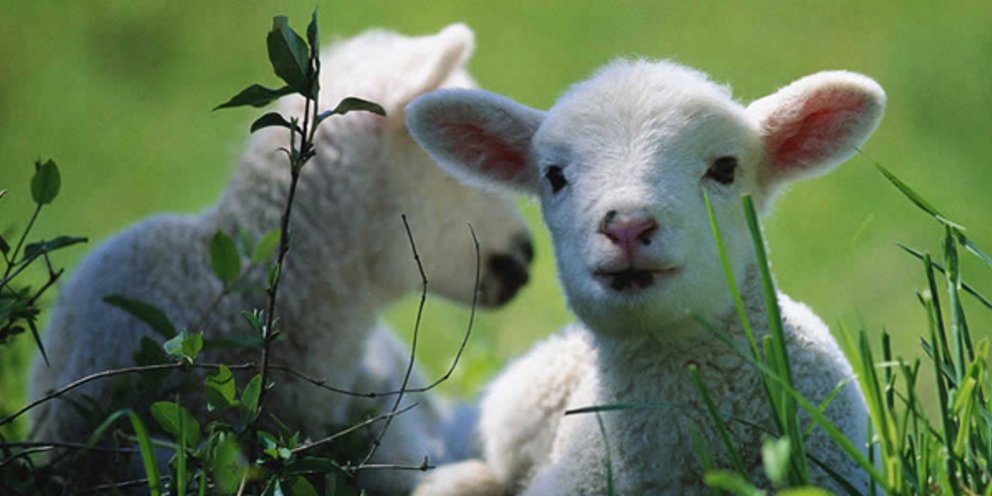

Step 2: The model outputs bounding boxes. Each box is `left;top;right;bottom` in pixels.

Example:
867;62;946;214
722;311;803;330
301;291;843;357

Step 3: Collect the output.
742;194;808;482
958;232;992;271
703;470;767;496
594;412;616;496
897;243;992;310
875;163;964;230
688;364;748;476
704;190;760;361
85;409;161;496
690;423;718;473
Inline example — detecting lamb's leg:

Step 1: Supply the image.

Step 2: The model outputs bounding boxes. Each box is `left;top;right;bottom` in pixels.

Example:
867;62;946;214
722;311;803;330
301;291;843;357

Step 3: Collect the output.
412;459;503;496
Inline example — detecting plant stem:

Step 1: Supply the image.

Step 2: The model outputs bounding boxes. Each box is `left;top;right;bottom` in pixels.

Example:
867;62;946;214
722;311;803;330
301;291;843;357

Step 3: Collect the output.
3;203;41;277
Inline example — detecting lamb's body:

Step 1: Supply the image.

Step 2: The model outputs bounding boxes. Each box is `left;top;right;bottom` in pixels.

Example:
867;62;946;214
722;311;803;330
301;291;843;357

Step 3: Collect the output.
474;286;865;494
28;24;532;494
408;59;885;494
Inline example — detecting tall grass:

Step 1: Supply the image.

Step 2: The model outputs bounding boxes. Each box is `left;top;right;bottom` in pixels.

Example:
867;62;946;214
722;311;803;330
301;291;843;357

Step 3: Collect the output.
699;164;992;494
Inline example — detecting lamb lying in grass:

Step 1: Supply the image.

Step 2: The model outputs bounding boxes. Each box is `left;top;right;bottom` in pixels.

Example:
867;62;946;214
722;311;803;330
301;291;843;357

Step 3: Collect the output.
407;59;885;494
28;24;533;494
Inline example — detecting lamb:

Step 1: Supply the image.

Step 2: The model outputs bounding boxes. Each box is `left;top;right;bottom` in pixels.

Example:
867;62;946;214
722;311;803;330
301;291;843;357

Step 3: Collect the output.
27;24;533;494
406;59;885;494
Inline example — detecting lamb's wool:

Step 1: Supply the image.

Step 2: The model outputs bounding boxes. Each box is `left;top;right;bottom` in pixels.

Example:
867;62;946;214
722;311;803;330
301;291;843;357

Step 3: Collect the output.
408;59;885;494
28;24;533;495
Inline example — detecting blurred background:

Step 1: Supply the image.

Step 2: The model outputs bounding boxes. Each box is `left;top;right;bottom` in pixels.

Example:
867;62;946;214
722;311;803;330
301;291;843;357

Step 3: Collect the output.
2;1;990;436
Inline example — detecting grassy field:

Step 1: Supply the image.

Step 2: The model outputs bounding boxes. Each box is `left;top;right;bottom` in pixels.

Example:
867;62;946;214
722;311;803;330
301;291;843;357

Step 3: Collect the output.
1;0;990;436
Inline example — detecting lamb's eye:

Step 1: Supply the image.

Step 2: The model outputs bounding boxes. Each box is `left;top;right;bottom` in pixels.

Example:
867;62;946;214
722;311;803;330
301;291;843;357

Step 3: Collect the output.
545;166;568;193
705;156;738;185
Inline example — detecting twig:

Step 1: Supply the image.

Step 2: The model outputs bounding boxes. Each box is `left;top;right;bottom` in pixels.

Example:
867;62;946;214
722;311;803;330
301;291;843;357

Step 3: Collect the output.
0;362;255;428
252;35;322;452
344;460;435;473
272;223;482;400
354;216;426;469
290;402;418;455
2;203;41;279
0;441;140;454
71;476;172;496
0;446;54;468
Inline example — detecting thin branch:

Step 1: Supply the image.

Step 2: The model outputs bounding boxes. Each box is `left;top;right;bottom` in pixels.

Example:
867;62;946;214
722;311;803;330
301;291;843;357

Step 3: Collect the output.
271;223;482;399
344;460;435;473
0;440;140;454
355;215;425;469
0;362;255;428
417;224;481;392
71;476;172;496
0;445;53;468
252;44;323;461
3;203;41;278
290;402;418;455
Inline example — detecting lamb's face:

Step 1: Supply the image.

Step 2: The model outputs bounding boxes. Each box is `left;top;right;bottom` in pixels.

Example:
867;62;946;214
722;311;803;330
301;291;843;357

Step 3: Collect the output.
406;58;885;335
532;76;763;331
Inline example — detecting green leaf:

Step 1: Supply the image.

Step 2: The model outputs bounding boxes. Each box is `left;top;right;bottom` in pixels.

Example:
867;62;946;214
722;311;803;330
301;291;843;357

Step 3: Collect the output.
133;336;170;366
777;489;834;496
206;365;237;412
22;235;87;260
241;374;262;414
287;476;318;496
242;309;265;334
252;229;281;264
0;234;9;256
209;432;246;494
27;318;49;367
103;294;176;338
268;16;310;94
30;159;60;205
151;401;201;447
316;97;386;125
251;112;299;134
761;436;791;488
215;84;293;110
210;230;241;287
306;10;319;51
163;329;204;363
703;470;766;496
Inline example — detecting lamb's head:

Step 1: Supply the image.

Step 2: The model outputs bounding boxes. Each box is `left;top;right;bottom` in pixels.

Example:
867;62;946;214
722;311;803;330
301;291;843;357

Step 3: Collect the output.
311;24;532;307
406;59;884;332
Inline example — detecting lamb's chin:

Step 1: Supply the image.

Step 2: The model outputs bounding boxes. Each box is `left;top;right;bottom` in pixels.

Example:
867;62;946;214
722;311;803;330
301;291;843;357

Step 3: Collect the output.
593;267;681;295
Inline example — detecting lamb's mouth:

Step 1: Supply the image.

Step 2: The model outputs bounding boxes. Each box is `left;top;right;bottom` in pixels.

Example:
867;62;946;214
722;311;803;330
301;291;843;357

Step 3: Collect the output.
594;268;680;292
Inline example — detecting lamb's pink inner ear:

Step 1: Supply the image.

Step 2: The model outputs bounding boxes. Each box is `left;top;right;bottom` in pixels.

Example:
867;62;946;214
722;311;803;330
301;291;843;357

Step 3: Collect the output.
765;89;870;171
441;122;528;182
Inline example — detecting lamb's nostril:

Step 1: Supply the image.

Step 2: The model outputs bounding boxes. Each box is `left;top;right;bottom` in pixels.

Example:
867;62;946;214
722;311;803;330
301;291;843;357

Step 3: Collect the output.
487;254;530;305
517;236;535;264
599;217;658;249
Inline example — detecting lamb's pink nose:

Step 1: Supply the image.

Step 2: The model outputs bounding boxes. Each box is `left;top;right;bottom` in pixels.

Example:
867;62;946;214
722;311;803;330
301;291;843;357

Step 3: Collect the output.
599;212;658;258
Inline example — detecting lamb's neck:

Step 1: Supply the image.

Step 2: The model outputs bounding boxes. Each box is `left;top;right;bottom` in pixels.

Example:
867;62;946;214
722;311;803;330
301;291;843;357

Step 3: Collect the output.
591;264;771;399
207;130;417;314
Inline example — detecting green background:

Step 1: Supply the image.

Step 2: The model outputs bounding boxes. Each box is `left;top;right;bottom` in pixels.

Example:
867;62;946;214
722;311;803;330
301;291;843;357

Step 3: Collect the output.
2;1;991;435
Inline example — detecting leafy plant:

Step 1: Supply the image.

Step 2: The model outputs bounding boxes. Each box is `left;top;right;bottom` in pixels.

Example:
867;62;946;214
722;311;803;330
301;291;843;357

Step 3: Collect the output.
1;159;87;363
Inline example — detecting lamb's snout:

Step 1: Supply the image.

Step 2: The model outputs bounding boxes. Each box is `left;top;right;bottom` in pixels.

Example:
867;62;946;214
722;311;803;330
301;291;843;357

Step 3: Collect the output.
479;234;533;307
598;211;658;261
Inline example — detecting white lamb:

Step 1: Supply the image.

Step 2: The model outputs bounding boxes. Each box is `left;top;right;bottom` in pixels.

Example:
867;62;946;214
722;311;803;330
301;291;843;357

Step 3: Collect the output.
28;24;533;494
407;59;885;494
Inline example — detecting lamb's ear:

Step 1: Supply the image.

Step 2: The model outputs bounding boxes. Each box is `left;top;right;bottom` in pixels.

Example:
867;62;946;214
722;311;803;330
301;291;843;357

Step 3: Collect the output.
393;24;476;111
748;71;885;191
406;88;545;195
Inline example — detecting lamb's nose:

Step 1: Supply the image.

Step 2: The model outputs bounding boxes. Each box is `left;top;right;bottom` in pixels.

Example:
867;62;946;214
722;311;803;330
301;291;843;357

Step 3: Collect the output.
599;212;658;257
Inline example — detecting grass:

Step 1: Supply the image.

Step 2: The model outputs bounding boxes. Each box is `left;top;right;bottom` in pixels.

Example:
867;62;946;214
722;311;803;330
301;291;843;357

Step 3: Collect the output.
693;168;992;494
